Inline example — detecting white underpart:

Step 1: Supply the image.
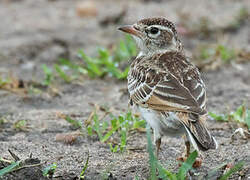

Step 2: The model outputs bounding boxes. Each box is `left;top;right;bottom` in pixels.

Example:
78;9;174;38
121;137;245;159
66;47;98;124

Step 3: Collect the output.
138;105;218;151
138;107;184;142
139;107;162;143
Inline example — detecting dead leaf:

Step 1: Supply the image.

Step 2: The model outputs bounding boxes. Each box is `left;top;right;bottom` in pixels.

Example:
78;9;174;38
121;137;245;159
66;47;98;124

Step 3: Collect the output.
55;131;82;144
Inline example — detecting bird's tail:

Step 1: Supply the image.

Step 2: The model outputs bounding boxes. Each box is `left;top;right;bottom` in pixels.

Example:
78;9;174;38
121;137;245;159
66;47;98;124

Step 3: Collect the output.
182;113;218;151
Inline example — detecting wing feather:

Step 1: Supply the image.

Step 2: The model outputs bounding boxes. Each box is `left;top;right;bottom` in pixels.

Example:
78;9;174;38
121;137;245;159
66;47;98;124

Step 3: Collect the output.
128;52;207;115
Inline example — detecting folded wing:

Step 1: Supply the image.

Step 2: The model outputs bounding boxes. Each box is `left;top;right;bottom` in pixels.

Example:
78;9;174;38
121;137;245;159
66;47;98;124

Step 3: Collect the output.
128;53;207;115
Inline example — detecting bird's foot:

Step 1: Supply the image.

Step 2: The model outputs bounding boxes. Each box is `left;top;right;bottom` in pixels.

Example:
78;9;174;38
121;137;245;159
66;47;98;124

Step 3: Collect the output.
177;156;203;168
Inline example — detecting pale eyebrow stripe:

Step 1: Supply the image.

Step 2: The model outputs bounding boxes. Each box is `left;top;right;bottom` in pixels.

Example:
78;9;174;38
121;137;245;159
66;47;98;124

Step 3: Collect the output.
149;25;173;33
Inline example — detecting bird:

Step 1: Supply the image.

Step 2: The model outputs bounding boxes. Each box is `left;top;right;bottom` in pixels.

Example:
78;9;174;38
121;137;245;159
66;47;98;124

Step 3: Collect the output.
118;17;217;164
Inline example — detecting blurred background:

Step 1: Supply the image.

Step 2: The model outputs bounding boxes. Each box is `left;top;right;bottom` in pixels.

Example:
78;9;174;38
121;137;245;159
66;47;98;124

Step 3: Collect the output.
0;0;249;79
0;0;249;179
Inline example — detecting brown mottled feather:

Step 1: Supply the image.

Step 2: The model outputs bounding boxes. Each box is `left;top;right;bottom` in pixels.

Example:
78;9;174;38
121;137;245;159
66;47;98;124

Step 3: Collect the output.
128;51;206;115
128;51;217;150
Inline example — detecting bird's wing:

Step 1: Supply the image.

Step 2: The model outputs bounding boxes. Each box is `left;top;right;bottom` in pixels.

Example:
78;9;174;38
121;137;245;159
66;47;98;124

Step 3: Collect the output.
128;52;206;115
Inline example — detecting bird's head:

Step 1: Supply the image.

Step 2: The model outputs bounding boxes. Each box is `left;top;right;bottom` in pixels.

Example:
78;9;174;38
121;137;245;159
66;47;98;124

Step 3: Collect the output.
118;17;182;55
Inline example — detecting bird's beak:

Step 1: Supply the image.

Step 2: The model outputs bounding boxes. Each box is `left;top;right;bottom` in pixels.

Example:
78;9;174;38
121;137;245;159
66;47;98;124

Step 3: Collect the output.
118;25;142;37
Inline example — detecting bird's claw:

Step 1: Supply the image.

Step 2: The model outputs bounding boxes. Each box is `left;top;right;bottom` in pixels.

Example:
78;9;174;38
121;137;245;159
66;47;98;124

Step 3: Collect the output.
177;156;203;168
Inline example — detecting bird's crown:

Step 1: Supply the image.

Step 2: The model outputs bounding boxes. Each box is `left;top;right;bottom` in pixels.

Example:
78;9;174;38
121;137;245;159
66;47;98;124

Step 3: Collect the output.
138;17;177;36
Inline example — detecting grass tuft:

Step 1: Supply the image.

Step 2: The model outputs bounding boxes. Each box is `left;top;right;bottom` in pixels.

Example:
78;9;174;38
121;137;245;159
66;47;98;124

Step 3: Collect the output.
199;44;235;63
145;126;244;180
13;120;29;131
41;35;137;86
0;160;21;177
86;110;145;153
42;163;57;178
219;161;245;180
42;64;54;86
209;104;250;129
146;125;198;180
64;116;82;129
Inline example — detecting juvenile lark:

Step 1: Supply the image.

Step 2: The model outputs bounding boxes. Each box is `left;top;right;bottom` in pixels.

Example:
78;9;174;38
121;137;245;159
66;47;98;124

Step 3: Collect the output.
118;18;217;161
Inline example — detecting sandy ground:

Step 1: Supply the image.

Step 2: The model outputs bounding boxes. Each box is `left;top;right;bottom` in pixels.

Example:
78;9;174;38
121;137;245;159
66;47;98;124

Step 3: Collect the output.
0;0;250;179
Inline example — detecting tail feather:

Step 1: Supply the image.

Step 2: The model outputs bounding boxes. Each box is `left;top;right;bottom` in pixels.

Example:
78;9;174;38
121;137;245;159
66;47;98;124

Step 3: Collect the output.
182;114;218;151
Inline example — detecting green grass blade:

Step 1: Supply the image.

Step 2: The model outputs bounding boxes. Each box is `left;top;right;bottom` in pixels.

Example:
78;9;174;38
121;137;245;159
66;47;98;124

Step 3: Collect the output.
54;64;72;83
134;175;140;180
80;151;90;179
157;163;177;180
118;67;129;79
101;126;119;143
208;112;227;121
109;143;118;153
219;161;244;180
120;130;127;152
98;49;122;78
58;58;81;71
42;163;57;177
87;126;93;136
204;163;227;180
246;109;250;129
93;113;103;140
125;34;137;56
177;151;198;180
42;64;53;86
0;161;21;177
146;125;157;180
98;48;110;61
42;64;52;75
0;76;10;87
79;50;103;77
64;116;82;129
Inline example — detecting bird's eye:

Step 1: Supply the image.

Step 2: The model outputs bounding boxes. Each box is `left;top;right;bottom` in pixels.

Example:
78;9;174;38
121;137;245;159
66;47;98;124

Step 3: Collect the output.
150;27;159;34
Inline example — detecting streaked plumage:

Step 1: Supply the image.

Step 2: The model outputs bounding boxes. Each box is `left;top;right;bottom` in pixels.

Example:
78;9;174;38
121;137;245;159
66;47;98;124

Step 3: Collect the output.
119;17;217;158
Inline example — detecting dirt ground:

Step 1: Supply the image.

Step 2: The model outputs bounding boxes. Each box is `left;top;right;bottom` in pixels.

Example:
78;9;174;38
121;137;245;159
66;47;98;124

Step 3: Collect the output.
0;0;250;179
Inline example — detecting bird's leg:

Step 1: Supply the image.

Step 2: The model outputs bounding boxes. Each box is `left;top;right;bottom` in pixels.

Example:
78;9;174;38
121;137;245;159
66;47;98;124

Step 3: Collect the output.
177;135;190;161
184;134;203;168
193;153;203;168
184;135;190;158
155;138;161;158
177;134;203;168
154;130;161;158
